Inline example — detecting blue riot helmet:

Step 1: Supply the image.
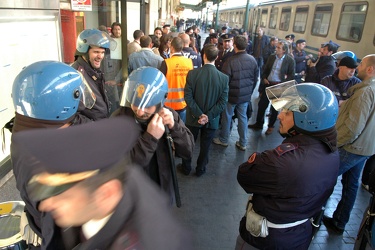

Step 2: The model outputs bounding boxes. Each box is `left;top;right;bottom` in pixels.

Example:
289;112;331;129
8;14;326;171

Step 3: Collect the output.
266;82;338;133
76;28;117;55
332;51;357;64
120;66;168;112
12;61;96;121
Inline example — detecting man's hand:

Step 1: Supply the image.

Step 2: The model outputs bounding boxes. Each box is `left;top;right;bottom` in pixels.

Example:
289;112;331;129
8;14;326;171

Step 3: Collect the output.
146;113;165;139
159;108;175;129
198;114;208;125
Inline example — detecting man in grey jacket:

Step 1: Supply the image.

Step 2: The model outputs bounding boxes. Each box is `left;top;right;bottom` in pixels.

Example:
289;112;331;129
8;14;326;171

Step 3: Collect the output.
323;54;375;234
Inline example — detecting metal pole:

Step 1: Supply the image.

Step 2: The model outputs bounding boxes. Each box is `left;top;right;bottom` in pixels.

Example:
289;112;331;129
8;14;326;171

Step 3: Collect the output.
140;0;145;33
121;0;128;84
244;0;250;32
215;1;220;31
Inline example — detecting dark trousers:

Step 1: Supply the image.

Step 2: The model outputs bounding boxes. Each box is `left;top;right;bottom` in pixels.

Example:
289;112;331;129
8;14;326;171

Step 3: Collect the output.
182;125;216;171
256;91;278;128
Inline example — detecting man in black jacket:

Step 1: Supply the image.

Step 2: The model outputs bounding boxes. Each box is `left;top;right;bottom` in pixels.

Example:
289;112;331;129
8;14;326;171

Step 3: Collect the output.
213;35;259;151
249;40;295;135
305;40;339;83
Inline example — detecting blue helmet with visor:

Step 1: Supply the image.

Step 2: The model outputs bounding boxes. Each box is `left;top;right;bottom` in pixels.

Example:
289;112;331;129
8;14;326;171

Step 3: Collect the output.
266;81;338;133
76;29;117;55
12;61;96;121
120;66;168;111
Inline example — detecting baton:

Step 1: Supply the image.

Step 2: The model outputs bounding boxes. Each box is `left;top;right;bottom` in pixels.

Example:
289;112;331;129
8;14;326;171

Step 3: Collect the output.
165;126;182;207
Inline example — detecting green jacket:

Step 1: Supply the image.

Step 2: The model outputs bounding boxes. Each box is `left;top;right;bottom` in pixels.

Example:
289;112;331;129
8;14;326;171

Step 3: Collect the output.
184;64;229;129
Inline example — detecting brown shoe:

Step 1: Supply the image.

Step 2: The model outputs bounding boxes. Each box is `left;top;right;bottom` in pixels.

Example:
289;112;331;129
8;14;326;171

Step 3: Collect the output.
265;127;274;135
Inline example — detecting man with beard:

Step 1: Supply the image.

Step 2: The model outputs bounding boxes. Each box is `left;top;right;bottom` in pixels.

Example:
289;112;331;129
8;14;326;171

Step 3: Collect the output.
112;67;194;205
72;28;116;122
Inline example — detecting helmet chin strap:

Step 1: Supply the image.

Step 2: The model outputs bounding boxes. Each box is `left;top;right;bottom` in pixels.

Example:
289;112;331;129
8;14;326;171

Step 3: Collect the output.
279;126;299;138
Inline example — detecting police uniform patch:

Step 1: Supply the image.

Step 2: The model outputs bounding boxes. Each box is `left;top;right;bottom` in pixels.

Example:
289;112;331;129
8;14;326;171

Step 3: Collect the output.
247;153;256;163
274;143;297;156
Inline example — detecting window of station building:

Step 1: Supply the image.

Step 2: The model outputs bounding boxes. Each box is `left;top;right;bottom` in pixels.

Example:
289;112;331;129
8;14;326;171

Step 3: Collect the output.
337;2;367;42
269;7;279;29
311;4;332;37
260;9;268;28
239;11;243;25
279;7;291;31
293;6;309;33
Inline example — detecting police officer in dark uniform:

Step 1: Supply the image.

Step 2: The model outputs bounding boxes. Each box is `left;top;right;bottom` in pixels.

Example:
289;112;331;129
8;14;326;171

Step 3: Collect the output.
72;28;117;122
235;83;340;249
12;117;192;249
215;33;235;72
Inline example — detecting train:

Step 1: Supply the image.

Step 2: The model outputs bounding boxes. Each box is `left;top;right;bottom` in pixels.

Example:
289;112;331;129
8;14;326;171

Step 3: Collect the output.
217;0;375;60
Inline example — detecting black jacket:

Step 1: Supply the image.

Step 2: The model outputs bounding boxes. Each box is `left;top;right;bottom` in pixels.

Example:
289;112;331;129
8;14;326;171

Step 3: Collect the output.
71;57;109;122
222;51;259;104
237;133;339;249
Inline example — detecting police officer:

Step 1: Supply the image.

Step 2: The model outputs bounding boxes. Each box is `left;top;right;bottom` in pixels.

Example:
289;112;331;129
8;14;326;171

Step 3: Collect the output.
112;67;194;204
235;83;340;249
11;60;95;249
72;28;116;122
12;117;192;249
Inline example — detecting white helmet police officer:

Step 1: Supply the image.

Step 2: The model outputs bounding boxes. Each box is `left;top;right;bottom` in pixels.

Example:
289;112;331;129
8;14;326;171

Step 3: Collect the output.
11;60;95;132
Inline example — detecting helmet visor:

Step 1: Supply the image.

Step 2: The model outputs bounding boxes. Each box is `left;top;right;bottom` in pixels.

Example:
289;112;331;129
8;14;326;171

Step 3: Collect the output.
78;72;96;109
266;80;308;113
122;80;162;110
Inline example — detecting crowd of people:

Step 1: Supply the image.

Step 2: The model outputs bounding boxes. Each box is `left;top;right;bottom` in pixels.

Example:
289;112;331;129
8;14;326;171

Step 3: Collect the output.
3;20;375;249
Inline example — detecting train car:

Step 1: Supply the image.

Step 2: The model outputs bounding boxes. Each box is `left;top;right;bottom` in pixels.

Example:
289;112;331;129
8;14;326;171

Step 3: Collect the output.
218;0;375;60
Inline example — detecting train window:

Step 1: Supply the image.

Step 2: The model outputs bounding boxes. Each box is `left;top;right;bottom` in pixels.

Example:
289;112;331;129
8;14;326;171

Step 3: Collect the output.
280;7;291;31
337;2;367;42
311;5;332;37
269;7;279;29
261;9;268;28
293;6;309;33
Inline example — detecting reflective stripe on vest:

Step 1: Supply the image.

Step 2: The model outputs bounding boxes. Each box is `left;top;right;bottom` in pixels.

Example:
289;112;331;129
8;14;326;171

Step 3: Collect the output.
164;56;193;110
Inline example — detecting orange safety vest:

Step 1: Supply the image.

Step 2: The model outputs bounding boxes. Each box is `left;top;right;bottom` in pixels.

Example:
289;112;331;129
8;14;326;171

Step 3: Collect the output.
164;55;193;110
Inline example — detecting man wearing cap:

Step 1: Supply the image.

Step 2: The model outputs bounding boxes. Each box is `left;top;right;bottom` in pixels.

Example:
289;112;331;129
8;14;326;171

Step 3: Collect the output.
285;34;296;50
162;24;171;34
215;33;235;72
305;40;339;83
323;54;375;235
221;26;228;36
12;118;192;249
293;39;312;83
320;56;361;106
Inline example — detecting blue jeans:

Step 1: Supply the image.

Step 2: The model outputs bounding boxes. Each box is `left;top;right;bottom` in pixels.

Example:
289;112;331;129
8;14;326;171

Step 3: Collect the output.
176;109;186;123
182;125;216;171
218;102;248;147
333;148;369;228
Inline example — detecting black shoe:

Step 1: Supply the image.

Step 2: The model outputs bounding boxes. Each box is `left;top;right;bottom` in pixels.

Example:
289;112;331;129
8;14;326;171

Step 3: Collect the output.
248;123;263;130
195;167;206;177
322;215;344;234
177;163;191;176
